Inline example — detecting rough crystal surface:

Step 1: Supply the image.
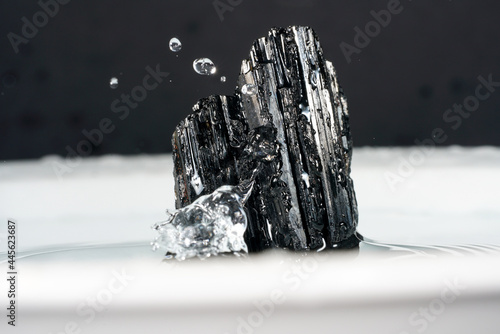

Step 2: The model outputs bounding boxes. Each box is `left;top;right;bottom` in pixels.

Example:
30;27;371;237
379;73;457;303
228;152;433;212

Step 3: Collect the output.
172;26;359;253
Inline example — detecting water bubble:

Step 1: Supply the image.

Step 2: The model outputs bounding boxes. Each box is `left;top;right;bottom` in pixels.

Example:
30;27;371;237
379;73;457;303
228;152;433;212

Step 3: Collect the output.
241;83;258;95
193;58;216;75
169;37;182;52
220;76;226;83
109;77;119;89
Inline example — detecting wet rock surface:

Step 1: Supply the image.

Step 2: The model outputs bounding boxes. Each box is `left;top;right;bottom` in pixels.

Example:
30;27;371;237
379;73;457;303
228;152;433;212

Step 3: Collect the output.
172;26;359;252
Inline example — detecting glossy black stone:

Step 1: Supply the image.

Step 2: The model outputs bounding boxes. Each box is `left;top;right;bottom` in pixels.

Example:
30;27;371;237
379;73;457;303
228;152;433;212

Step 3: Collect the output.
172;26;359;252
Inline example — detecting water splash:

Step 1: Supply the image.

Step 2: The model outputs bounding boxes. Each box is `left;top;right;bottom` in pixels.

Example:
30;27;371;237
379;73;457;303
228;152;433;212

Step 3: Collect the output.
151;183;254;260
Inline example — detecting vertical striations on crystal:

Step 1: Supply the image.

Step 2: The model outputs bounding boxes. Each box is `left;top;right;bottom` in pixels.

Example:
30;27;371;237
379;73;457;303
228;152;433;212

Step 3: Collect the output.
172;26;359;252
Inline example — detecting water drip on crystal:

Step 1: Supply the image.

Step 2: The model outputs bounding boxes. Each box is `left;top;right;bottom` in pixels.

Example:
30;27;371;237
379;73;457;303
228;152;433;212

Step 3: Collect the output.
169;37;182;52
299;103;311;122
309;69;319;88
301;171;310;188
342;136;349;149
193;58;216;75
190;174;204;195
242;83;258;95
109;77;118;89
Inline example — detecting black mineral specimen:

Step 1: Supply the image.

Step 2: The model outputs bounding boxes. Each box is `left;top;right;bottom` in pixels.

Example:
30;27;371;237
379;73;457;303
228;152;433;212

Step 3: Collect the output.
172;26;359;252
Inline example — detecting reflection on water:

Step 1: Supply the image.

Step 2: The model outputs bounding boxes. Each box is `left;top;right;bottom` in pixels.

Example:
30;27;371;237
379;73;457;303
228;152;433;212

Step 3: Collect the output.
1;233;499;264
359;233;500;259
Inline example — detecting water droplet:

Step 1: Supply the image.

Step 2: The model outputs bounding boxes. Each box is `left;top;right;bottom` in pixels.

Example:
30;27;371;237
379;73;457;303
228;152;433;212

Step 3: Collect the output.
193;58;216;76
301;171;310;188
241;83;258;95
299;103;311;122
190;174;204;195
309;69;318;88
169;37;182;52
109;77;119;89
220;76;226;83
151;241;159;251
342;136;348;149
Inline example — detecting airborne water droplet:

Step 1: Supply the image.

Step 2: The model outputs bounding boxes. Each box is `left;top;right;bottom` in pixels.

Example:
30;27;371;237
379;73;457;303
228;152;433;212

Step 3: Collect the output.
169;37;182;52
220;76;226;83
109;77;118;89
241;83;258;95
193;58;216;76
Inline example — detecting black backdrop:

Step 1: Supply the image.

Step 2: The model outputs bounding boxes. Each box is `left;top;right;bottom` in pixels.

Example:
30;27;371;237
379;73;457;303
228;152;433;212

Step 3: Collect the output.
1;0;499;160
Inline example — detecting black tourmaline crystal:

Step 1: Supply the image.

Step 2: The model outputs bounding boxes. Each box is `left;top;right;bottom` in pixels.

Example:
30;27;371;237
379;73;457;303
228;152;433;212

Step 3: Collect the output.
172;26;359;252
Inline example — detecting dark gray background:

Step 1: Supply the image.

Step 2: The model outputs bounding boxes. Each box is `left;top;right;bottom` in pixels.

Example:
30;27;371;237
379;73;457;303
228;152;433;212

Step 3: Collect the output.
1;0;499;160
